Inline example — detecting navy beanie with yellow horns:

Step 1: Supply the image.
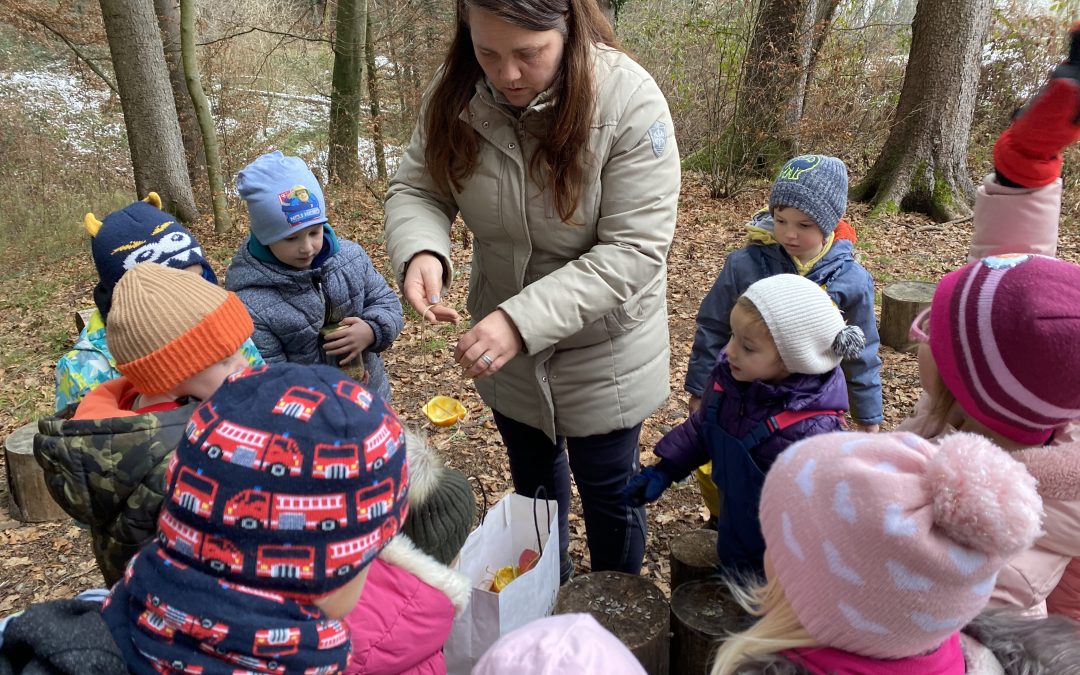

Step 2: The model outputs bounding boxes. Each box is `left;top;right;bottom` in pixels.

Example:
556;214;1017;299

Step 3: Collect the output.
85;192;216;320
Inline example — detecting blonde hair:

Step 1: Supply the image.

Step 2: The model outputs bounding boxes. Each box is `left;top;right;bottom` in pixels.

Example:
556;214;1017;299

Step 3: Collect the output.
709;576;816;675
735;295;769;334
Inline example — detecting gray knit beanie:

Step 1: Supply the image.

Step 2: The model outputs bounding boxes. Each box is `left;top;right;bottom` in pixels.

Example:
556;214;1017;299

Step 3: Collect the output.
769;155;848;236
401;430;476;565
741;274;864;375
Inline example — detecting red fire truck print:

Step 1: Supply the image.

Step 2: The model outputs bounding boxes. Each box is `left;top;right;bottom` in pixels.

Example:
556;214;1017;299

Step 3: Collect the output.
138;608;176;643
217;579;285;604
397;461;409;500
316;620;349;650
273;386;327;422
380;514;399;541
165;454;178;489
226;364;268;383
254;627;301;658
326;530;381;576
144;651;205;675
304;667;340;675
313;443;360;480
336;380;373;411
158;511;244;573
186;403;219;444
224;490;348;531
256;545;316;580
356;479;395;523
172;467;218;518
198;644;286;674
145;594;230;645
202;421;302;478
363;414;403;470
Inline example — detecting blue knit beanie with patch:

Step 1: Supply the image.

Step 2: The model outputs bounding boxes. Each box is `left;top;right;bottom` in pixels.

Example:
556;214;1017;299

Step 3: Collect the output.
768;155;849;237
86;193;216;320
237;151;328;246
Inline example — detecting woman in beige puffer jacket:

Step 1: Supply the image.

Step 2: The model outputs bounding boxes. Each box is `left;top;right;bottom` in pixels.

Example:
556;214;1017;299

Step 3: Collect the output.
384;0;680;578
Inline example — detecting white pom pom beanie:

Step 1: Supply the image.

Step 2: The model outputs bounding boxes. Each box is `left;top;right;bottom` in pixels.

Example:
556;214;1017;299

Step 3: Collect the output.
760;431;1043;660
741;274;864;375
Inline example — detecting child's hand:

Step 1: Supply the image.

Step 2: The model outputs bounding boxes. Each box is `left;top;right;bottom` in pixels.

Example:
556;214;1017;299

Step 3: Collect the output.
323;317;374;366
623;465;674;507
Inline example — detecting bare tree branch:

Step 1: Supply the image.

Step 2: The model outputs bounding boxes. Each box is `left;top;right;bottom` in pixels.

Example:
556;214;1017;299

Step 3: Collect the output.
197;25;330;47
26;16;118;95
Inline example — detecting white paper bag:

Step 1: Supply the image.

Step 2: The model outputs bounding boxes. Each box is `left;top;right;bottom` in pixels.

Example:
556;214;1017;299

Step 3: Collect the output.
444;493;560;675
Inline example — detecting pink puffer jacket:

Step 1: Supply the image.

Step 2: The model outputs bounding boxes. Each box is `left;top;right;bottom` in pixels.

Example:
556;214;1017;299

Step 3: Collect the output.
344;537;472;675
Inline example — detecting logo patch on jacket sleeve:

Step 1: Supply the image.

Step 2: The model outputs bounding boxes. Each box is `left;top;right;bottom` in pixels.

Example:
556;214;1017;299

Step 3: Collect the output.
648;121;667;158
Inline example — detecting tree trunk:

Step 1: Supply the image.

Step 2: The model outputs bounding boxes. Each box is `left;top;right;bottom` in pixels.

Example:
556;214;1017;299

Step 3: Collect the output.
99;0;198;222
179;0;230;233
732;0;840;174
328;0;367;184
153;0;206;190
851;0;991;222
365;9;387;182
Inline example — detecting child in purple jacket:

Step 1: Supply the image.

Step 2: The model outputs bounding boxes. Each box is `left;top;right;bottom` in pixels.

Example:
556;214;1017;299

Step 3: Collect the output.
624;274;864;574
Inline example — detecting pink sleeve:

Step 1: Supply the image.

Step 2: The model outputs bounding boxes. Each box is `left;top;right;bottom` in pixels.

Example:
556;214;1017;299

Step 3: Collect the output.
969;175;1062;262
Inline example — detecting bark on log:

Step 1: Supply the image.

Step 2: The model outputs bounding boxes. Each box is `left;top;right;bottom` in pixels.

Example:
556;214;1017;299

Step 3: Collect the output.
670;579;747;675
554;571;670;675
5;422;68;522
879;281;937;352
670;529;720;591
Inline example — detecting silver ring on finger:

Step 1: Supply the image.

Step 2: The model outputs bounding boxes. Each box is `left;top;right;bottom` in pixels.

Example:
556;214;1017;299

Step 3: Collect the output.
479;353;494;367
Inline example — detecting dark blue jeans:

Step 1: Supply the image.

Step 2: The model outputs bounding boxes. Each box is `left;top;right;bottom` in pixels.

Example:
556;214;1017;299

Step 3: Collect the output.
493;411;646;578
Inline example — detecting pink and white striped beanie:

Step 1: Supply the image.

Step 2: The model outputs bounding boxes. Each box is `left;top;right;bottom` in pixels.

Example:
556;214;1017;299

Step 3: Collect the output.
760;431;1042;660
929;254;1080;445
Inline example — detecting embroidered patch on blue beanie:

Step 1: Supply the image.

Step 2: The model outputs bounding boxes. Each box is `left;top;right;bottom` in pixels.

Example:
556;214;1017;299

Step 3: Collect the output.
85;192;216;318
768;155;849;237
157;362;409;597
237;151;328;246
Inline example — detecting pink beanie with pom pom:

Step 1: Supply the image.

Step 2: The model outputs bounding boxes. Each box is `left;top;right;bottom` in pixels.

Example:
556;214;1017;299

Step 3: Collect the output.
760;431;1043;660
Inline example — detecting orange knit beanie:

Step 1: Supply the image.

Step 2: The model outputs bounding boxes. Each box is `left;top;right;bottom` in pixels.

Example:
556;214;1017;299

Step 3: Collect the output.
108;263;254;395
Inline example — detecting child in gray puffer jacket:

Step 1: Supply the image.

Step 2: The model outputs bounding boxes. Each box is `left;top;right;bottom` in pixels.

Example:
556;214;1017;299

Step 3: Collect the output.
226;151;403;400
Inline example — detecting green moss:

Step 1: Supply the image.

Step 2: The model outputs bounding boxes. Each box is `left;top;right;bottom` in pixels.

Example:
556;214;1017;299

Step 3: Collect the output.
869;200;900;218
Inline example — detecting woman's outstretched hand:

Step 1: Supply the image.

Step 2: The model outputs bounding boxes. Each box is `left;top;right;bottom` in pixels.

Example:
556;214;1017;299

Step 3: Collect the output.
403;252;460;324
455;309;523;379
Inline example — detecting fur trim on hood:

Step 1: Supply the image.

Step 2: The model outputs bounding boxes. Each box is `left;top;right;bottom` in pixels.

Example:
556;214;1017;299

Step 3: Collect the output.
377;535;472;616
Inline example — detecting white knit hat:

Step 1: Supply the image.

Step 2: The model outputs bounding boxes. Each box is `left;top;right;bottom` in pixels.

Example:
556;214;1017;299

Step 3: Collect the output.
741;274;864;375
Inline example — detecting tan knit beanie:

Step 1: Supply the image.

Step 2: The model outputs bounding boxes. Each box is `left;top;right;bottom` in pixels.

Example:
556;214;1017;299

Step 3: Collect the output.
108;262;254;395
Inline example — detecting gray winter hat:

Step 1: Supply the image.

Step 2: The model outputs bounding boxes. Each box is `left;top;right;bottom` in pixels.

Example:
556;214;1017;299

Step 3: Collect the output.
769;155;849;236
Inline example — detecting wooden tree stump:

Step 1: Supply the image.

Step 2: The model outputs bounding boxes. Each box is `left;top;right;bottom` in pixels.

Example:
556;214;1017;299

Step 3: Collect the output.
5;422;69;522
879;281;937;352
74;307;96;333
671;579;748;675
670;529;719;591
554;571;670;675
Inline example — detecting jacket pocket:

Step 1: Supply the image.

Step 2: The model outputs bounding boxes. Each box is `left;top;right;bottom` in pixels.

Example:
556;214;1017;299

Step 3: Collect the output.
557;274;664;350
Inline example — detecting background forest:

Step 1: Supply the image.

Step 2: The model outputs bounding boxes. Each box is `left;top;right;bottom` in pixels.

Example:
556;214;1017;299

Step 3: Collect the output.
0;0;1078;607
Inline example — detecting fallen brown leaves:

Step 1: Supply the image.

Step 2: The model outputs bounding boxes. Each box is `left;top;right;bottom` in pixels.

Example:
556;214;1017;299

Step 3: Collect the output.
1;173;1077;610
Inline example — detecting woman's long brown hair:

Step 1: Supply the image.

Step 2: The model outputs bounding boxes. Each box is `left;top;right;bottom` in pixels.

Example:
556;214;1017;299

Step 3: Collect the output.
422;0;616;224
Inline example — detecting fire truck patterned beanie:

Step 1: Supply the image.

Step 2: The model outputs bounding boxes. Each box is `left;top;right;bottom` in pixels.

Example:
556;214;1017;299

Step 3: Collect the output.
103;362;409;675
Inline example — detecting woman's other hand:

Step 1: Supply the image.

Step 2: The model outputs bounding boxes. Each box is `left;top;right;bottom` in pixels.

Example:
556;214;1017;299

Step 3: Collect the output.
455;309;523;379
403;252;460;324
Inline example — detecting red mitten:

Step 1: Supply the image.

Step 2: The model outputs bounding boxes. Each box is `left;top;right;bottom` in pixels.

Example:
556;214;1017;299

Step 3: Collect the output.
993;21;1080;188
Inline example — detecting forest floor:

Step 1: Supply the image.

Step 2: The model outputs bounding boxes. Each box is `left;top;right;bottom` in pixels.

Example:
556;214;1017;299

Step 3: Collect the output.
1;172;1077;613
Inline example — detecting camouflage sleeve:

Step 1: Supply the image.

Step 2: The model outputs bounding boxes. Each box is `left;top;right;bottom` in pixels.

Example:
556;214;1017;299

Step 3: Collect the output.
54;350;119;412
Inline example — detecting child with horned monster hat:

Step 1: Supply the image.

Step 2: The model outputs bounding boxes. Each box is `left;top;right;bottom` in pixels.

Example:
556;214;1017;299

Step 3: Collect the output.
55;193;263;411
